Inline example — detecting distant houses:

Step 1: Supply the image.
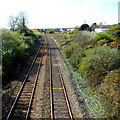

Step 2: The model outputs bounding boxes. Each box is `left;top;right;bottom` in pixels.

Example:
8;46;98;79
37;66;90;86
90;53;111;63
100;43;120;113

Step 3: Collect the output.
95;26;111;33
37;28;75;33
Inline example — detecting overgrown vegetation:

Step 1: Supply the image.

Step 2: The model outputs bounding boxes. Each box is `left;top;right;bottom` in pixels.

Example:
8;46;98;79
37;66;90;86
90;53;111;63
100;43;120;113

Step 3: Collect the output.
2;12;40;85
50;25;120;119
79;46;120;87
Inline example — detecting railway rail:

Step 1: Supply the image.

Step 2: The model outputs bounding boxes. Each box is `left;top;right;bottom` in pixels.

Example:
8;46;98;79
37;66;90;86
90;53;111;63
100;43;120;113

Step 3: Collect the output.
48;36;73;119
6;38;46;120
5;34;74;119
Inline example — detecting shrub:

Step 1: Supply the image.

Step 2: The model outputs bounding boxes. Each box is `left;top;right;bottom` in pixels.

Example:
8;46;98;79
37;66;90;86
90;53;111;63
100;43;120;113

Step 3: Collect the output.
62;34;68;39
48;29;54;34
96;33;113;43
106;26;120;44
106;26;120;35
64;42;78;58
22;36;34;46
84;44;94;49
2;50;14;77
2;30;28;81
79;46;120;87
72;31;96;47
95;39;108;46
109;41;118;48
2;29;40;84
69;47;85;69
98;69;120;119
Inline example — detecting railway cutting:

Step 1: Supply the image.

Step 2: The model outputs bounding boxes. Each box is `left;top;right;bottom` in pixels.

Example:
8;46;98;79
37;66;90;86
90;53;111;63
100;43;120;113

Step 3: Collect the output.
3;34;90;120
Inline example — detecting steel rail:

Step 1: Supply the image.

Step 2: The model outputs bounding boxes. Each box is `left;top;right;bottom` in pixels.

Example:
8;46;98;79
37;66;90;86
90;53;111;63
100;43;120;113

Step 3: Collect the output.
49;40;54;120
56;56;74;120
25;41;45;120
6;41;43;120
48;35;73;120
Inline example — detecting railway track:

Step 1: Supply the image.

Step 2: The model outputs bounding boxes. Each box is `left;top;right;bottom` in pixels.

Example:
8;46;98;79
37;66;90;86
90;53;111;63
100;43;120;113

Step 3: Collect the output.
6;38;47;120
48;36;73;119
5;34;74;119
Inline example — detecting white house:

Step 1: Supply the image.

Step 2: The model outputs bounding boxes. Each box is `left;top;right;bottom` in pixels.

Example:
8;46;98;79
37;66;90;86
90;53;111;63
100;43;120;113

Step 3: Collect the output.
95;28;109;33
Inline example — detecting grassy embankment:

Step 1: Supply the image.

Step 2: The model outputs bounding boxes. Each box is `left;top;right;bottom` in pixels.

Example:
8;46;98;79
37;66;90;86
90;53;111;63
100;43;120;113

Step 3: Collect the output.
49;26;120;119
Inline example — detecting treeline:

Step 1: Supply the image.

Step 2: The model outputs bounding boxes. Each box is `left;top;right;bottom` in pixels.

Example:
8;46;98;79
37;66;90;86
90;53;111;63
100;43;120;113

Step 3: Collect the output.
1;12;40;85
51;26;120;119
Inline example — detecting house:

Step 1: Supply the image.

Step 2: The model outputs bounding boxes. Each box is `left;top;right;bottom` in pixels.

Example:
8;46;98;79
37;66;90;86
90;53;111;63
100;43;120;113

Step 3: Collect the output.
95;26;111;33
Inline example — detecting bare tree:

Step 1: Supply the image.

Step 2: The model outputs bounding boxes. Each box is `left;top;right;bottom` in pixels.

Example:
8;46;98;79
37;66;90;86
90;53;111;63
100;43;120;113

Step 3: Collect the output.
8;16;18;31
8;12;28;32
16;12;28;30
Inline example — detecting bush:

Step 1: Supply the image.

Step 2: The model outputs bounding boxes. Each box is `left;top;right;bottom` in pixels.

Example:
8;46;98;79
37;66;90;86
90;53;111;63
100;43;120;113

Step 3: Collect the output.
2;50;14;76
32;30;40;36
109;41;119;48
95;39;108;46
72;31;96;47
96;33;113;43
64;42;78;58
79;46;120;87
69;47;85;69
106;26;120;43
98;69;120;119
2;30;28;81
84;44;94;49
47;29;54;34
2;29;40;84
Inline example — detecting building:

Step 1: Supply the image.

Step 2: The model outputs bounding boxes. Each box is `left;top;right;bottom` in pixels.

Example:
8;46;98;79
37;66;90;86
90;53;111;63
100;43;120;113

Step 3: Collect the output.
95;26;111;33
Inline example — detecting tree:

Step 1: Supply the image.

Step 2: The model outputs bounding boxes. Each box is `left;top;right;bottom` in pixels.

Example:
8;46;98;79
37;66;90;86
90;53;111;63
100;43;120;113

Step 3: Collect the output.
90;23;98;32
8;12;28;32
8;16;18;31
80;24;89;31
16;12;28;32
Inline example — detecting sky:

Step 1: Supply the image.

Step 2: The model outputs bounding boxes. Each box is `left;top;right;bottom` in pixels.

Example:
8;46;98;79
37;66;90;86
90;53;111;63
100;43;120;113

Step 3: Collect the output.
0;0;120;29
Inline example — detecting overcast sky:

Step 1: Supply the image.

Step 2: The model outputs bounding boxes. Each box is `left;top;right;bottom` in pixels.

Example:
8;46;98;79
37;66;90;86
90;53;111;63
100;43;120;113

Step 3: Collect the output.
0;0;119;29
